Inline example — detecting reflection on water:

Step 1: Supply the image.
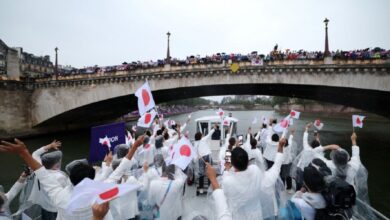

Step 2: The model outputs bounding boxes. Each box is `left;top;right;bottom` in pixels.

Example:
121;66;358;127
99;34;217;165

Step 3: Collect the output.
0;109;389;216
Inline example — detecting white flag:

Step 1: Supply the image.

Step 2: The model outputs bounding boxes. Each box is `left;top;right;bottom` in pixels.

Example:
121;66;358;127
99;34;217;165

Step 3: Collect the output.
67;178;140;214
352;115;365;128
290;110;301;119
137;110;157;128
273;115;290;133
135;81;156;116
314;119;324;130
171;137;195;170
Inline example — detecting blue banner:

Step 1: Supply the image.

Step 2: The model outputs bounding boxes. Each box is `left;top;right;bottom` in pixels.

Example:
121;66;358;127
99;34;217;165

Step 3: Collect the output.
89;122;126;163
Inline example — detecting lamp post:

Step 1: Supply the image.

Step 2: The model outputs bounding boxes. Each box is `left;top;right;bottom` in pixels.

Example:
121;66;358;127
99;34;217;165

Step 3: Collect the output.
55;47;58;80
166;32;171;64
324;18;330;57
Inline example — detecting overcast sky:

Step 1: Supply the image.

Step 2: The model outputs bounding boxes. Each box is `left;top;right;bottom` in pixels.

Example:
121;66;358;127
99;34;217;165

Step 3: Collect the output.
1;0;389;68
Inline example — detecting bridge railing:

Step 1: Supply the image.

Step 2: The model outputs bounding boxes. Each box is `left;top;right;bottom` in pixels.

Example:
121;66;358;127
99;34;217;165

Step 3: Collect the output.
8;58;390;83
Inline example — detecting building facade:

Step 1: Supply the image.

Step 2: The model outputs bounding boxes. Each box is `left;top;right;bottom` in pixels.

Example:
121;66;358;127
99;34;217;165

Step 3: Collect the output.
0;39;54;80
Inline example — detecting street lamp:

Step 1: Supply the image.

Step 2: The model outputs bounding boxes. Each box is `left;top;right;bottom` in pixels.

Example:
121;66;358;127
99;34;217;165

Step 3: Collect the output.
166;32;171;64
55;47;58;80
324;18;330;57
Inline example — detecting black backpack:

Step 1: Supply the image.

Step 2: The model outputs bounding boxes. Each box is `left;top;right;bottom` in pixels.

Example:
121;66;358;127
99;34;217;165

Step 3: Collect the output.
315;178;356;220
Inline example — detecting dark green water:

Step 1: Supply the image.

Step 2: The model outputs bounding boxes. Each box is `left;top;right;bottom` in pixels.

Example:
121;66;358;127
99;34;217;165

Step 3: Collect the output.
1;109;389;217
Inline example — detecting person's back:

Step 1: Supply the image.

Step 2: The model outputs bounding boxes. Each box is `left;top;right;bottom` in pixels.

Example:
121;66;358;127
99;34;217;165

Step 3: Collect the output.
148;165;186;220
223;140;286;220
34;162;114;220
222;164;263;220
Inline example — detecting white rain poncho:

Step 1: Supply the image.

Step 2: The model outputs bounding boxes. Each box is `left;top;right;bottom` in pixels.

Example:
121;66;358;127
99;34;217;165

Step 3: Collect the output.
148;165;187;220
221;152;284;220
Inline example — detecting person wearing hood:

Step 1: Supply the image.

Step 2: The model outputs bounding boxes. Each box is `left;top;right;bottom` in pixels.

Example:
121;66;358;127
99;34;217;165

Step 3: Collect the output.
147;164;187;220
103;141;148;220
317;132;362;187
0;171;29;220
29;140;71;220
221;138;286;220
0;136;144;220
290;159;331;220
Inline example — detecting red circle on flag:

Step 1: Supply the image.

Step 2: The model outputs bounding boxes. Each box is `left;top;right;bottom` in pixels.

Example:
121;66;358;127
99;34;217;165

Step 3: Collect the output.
180;145;191;157
356;117;361;124
290;111;296;117
142;89;150;106
144;113;151;124
281;119;289;128
99;187;119;200
315;119;321;126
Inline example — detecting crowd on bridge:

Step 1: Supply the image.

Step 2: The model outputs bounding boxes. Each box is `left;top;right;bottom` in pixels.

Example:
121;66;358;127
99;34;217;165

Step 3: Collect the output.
49;47;389;79
0;113;377;220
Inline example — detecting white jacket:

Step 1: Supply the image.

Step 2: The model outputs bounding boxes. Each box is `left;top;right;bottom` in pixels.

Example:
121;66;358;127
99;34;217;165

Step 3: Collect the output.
291;191;326;220
320;145;361;186
263;126;279;161
148;169;187;220
194;129;215;158
212;189;232;220
34;167;114;220
30;147;71;212
221;153;284;220
104;157;140;220
282;134;294;165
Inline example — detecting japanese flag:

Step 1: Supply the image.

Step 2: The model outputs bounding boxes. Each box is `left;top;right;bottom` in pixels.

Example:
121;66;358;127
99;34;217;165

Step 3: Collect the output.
314;119;324;130
290;110;301;119
66;178;140;214
273;115;290;133
216;108;224;118
135;81;156;116
223;117;232;126
125;130;133;146
137;110;157;128
352;115;365;128
99;136;111;149
171;137;195;170
164;119;176;128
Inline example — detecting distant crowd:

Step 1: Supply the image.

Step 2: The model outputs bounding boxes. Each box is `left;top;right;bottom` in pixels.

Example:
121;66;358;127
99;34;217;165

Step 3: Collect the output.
6;47;388;80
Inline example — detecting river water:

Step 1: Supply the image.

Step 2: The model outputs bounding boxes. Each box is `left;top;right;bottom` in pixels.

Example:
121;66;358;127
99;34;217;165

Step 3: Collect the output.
1;109;389;217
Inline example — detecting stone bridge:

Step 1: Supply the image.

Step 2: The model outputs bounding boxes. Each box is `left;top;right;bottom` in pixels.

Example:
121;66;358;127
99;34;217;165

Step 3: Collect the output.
1;60;390;138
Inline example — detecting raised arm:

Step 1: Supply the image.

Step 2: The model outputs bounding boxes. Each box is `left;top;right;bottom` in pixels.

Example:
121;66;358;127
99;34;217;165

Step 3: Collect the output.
5;172;28;204
263;138;285;188
32;140;62;164
105;136;144;183
206;163;232;220
349;133;361;170
266;120;274;144
203;125;216;141
303;123;312;151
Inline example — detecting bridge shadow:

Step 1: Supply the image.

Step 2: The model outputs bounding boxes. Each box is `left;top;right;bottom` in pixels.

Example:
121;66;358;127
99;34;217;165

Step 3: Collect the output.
36;83;390;127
